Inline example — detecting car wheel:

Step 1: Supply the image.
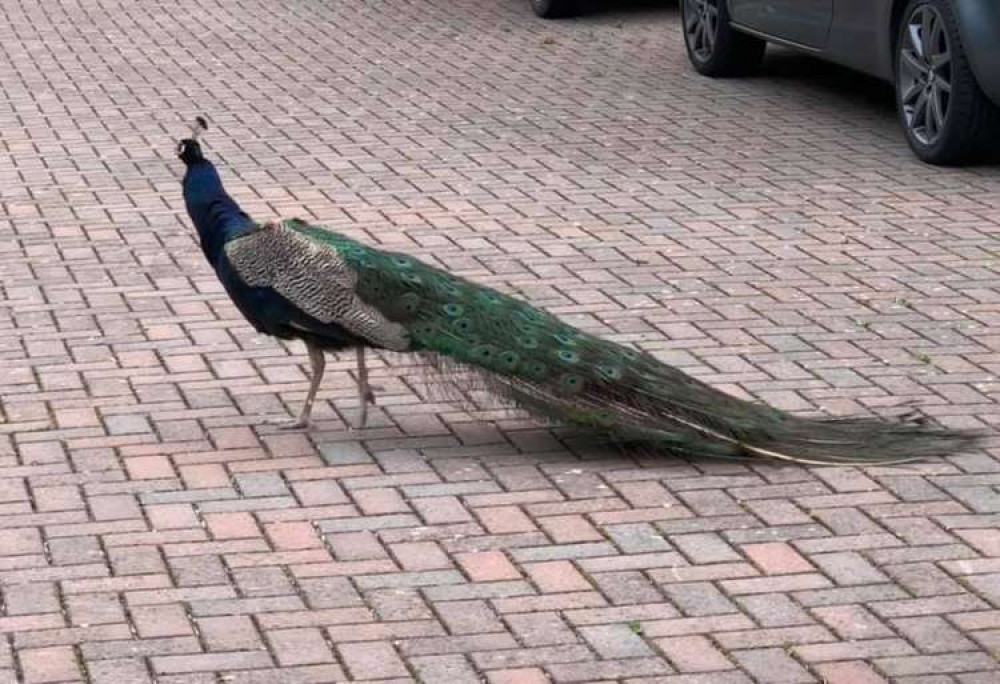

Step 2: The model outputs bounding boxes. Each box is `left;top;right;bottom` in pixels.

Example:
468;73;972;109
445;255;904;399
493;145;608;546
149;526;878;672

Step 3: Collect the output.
896;0;1000;165
682;0;765;77
531;0;578;19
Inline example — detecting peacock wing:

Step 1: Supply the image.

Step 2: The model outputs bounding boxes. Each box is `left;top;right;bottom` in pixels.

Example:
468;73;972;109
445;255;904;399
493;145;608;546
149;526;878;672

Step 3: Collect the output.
223;223;410;351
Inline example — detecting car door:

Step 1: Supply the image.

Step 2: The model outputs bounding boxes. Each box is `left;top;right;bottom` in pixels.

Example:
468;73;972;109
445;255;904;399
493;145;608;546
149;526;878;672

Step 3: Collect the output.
730;0;835;49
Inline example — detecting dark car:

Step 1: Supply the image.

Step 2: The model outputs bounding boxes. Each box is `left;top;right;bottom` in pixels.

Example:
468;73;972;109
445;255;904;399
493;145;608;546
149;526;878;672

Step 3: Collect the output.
681;0;1000;165
532;1;1000;165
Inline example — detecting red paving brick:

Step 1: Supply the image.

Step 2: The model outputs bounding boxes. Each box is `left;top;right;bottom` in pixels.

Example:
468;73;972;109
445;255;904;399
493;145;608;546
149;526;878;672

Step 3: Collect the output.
1;1;999;683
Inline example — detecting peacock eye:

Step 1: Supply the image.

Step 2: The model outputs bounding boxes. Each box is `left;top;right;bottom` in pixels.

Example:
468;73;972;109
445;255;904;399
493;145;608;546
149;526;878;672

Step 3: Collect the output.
443;303;464;317
499;351;519;368
554;330;578;346
474;344;497;361
598;364;621;380
393;256;413;268
557;349;579;364
400;293;421;311
560;374;584;392
518;336;539;349
437;279;460;295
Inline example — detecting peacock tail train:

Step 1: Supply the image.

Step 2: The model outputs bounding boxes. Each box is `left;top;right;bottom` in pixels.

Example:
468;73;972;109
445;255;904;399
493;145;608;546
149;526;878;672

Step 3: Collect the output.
285;219;983;466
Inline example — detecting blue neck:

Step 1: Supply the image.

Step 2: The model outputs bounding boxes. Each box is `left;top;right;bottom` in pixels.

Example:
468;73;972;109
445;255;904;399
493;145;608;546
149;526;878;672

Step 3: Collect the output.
182;160;256;267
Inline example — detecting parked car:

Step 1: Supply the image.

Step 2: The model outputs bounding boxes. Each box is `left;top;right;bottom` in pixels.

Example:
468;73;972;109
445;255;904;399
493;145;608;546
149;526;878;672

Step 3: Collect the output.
680;0;1000;165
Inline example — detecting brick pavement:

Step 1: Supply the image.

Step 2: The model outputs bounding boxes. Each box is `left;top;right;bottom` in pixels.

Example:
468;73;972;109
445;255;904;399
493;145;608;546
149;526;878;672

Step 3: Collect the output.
1;0;999;682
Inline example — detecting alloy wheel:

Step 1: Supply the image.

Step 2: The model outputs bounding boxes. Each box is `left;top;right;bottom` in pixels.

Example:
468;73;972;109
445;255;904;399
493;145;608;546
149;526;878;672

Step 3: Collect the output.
684;0;719;62
898;5;952;146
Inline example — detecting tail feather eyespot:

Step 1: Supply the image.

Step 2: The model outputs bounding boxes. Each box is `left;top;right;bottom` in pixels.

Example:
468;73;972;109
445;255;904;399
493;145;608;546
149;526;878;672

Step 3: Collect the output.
499;351;520;369
557;349;580;364
559;373;585;393
598;364;622;380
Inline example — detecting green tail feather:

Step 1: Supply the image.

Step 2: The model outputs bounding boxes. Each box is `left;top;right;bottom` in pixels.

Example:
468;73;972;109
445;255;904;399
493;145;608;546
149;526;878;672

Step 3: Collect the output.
288;220;984;465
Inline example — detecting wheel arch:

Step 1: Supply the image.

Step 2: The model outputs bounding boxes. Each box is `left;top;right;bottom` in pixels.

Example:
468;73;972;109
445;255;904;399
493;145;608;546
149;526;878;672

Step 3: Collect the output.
889;0;1000;107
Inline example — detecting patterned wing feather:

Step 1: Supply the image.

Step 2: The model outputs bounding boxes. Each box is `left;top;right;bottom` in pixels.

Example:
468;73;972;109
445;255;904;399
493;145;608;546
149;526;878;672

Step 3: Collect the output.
224;224;409;351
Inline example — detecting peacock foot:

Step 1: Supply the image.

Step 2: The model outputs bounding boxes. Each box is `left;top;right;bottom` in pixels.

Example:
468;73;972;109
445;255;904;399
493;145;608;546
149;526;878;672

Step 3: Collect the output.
269;416;311;430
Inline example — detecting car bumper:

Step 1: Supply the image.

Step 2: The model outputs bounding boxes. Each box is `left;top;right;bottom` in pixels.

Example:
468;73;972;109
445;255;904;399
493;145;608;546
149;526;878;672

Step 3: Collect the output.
956;0;1000;107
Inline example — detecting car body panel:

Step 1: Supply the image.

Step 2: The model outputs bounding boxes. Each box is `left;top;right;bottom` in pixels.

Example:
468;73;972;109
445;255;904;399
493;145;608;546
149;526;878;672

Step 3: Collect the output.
731;0;835;48
954;0;1000;106
824;0;894;79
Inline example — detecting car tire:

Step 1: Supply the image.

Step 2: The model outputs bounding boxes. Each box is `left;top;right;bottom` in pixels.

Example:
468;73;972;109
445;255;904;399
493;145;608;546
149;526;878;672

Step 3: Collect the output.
681;0;765;77
895;0;1000;165
531;0;578;19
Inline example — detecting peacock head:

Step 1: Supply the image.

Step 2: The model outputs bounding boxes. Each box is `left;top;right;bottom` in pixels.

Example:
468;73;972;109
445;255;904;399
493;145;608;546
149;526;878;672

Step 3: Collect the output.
176;116;209;166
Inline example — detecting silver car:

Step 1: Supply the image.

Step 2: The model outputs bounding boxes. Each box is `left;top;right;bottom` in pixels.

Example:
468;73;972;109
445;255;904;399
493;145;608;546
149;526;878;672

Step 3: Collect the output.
681;0;1000;165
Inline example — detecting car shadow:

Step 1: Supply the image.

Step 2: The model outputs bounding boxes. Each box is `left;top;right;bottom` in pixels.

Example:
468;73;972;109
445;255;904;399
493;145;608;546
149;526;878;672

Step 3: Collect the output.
759;47;896;115
569;0;677;19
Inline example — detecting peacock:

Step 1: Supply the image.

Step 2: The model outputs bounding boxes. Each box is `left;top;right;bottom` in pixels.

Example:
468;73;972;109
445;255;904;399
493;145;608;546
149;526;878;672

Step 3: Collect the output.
177;119;983;465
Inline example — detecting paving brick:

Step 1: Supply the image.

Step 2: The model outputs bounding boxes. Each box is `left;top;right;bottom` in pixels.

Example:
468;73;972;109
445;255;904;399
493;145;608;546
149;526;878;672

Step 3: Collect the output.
487;668;550;684
673;533;742;564
506;612;579;647
86;658;153;684
19;646;81;683
411;654;480;684
391;541;452;570
338;641;408;679
145;504;200;530
580;623;653;658
591;570;665;605
457;551;521;582
524;560;592;593
296;577;362;609
741;542;814;575
477;507;538;534
130;605;195;638
363;587;431;622
196;615;264;651
264;521;322;550
656;635;734;672
4;584;61;616
813;661;889;684
660;583;738;617
4;3;1000;684
65;593;126;626
735;593;812;627
538;515;604;543
732;648;815;683
546;657;671;681
151;651;274;674
325;530;390;561
266;627;335;666
891;616;979;653
204;512;261;539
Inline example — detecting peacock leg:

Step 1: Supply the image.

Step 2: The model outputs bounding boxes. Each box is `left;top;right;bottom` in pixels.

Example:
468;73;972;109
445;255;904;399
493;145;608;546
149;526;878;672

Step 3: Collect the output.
278;342;326;430
355;346;376;428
